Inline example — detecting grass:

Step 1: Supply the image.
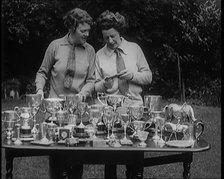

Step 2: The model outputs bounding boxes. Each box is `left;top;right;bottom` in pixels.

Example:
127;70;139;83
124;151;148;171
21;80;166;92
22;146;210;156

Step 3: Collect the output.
1;99;221;179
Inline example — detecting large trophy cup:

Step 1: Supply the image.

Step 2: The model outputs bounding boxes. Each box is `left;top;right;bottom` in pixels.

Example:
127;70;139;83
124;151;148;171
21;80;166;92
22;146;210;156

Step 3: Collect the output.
14;106;33;138
97;93;126;111
128;106;152;138
43;98;65;123
2;110;20;140
64;94;83;126
26;94;43;138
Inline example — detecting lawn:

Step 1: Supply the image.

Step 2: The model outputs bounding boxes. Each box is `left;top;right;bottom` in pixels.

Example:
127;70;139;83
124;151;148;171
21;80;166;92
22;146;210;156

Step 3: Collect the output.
1;99;221;179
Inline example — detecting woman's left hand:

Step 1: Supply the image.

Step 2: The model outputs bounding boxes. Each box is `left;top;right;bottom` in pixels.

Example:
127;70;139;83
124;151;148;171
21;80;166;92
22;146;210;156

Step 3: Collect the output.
77;93;86;102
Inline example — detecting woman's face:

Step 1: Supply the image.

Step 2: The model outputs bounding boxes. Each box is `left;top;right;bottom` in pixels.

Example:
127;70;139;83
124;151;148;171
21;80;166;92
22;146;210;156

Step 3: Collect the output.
71;22;91;45
102;28;121;50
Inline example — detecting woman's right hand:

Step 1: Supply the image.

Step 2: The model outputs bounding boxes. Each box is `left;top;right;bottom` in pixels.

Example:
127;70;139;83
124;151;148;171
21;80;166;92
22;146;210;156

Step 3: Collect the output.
37;89;44;100
104;77;114;89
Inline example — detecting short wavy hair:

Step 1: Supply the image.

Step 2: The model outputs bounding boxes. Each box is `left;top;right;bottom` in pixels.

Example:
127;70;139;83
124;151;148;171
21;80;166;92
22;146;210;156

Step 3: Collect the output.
63;8;93;30
97;10;128;34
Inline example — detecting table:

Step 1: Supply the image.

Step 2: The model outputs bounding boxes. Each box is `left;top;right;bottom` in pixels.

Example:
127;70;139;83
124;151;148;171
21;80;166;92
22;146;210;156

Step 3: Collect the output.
2;134;210;179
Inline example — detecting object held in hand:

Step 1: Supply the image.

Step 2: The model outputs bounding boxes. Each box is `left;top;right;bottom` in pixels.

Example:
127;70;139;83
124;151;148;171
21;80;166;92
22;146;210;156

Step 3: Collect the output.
105;73;120;80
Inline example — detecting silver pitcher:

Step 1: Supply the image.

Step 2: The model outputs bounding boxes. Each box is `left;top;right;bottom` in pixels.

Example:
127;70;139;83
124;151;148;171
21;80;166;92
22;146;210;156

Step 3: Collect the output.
185;121;204;142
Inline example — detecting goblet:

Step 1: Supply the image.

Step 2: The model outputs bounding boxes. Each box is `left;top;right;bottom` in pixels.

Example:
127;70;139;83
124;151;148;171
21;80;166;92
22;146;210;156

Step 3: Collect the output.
157;114;166;144
26;94;42;137
43;98;65;123
89;108;102;138
77;102;88;128
2;110;20;140
14;124;22;145
138;131;149;147
151;111;164;141
120;113;132;144
109;112;117;139
103;106;114;139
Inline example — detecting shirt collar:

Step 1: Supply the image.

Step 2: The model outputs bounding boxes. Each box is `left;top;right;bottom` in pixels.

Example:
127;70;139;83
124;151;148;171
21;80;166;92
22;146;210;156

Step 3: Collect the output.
104;37;127;57
61;33;86;49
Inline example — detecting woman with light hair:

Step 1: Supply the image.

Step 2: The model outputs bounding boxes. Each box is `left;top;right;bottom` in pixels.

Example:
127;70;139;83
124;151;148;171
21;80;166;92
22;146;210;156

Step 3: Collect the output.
35;8;95;179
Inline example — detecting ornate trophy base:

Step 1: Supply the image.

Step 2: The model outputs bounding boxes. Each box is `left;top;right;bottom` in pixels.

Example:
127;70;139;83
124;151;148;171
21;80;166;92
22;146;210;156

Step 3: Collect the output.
20;128;32;138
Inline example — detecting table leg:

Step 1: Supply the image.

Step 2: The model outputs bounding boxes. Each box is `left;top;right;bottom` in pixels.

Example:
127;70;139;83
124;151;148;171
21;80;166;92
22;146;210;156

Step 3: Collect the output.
5;149;14;179
126;152;144;179
135;164;144;179
183;152;193;179
105;164;117;179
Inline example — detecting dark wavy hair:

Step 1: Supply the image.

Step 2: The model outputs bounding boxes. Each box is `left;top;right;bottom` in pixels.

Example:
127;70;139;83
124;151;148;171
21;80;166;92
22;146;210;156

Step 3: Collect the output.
63;8;93;30
97;10;128;34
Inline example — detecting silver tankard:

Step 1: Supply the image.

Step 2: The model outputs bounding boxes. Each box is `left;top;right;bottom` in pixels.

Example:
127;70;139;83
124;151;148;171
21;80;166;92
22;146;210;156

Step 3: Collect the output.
2;110;20;140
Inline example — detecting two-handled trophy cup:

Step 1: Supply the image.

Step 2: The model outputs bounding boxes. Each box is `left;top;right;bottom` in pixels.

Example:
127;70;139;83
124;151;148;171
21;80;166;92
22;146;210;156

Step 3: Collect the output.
128;106;152;138
97;93;126;111
64;94;83;126
43;98;65;124
26;94;43;139
14;106;33;138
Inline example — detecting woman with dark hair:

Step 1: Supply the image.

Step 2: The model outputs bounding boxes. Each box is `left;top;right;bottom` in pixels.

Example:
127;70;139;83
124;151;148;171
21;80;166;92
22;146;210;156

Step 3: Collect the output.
95;10;152;106
35;8;95;179
95;10;152;179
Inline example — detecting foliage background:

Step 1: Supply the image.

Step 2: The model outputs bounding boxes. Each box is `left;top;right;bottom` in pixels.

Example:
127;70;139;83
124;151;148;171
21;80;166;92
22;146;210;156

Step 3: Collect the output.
1;0;221;106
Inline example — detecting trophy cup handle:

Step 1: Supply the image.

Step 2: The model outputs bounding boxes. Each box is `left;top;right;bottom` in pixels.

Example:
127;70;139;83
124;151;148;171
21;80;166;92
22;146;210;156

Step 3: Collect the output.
14;106;21;119
195;120;204;139
97;93;107;106
143;119;153;130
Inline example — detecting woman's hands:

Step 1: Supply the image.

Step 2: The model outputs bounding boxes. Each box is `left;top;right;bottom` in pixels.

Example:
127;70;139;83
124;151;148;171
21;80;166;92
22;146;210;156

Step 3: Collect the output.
37;89;44;100
118;69;134;81
104;77;114;89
